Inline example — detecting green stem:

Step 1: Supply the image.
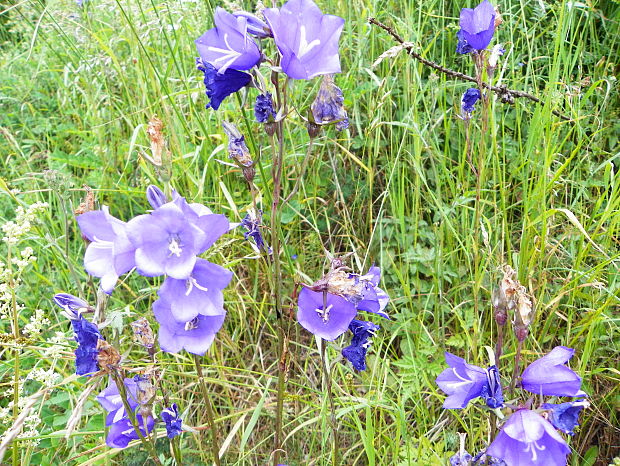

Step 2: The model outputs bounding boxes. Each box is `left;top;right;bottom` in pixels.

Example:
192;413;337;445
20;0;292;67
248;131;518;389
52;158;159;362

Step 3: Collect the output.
193;355;221;466
320;341;339;466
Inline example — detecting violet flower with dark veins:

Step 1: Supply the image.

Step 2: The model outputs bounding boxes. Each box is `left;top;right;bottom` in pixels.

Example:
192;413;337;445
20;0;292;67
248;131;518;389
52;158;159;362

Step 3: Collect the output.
458;0;496;51
77;206;136;294
486;409;570;466
520;346;583;397
196;58;252;110
341;319;380;371
263;0;344;80
296;287;357;340
480;365;504;409
195;8;261;73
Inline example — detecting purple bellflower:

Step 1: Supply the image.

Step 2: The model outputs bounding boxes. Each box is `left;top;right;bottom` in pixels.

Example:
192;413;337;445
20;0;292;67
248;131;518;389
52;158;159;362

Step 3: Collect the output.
297;288;357;340
461;88;482;114
458;1;495;51
255;93;277;123
486;409;570;466
77;207;136;294
160;403;183;438
436;352;488;409
480;365;504;409
97;378;155;449
126;197;229;280
341;319;380;371
456;30;474;54
153;296;226;355
232;11;272;38
541;400;588;435
520;346;583;397
263;0;344;80
157;258;232;323
311;75;349;131
196;58;252;110
54;293;102;376
195;8;261;73
352;266;390;319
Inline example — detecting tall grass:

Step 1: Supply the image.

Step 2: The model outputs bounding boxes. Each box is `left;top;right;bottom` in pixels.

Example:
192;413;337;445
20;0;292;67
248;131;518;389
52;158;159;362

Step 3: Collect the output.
0;0;618;464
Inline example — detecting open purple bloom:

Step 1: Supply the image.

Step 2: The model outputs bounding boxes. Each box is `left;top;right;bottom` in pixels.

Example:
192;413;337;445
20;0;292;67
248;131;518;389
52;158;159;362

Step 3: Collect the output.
232;11;272;38
196;58;252;110
481;365;504;409
161;403;183;438
77;207;136;294
297;287;357;340
311;75;349;131
436;352;487;409
354;266;390;319
458;1;495;51
158;258;232;323
341;319;380;371
486;409;570;466
71;315;102;376
255;93;276;123
97;378;154;449
195;8;261;73
263;0;344;80
542;400;588;435
461;88;481;114
154;296;226;355
126;198;228;280
521;346;582;397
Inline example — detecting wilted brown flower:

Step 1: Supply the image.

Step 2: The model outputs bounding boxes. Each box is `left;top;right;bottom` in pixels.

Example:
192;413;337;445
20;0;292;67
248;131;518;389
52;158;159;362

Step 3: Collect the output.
130;317;155;350
146;116;166;167
96;340;121;373
74;185;95;216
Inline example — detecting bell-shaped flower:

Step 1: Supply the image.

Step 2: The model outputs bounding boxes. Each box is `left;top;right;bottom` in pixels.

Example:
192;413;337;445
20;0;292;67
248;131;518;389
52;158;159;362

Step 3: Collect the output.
126;198;228;280
195;8;261;73
158;258;232;323
458;0;495;51
196;58;252;110
520;346;583;397
486;409;570;466
77;207;136;294
161;403;183;439
232;11;272;38
153;296;226;355
354;266;390;319
481;365;504;409
97;377;155;449
436;352;488;409
53;293;92;320
297;287;357;340
341;319;379;371
310;75;349;131
541;400;588;435
263;0;344;80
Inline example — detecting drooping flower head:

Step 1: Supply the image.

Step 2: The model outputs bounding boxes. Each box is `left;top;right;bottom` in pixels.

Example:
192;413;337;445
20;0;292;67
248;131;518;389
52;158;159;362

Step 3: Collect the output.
154;296;226;355
255;93;277;123
195;8;261;73
126;197;229;280
520;346;583;397
486;409;570;466
541;400;588;435
97;377;155;448
461;88;482;114
310;74;349;131
77;206;136;294
196;58;252;110
458;1;496;52
161;403;183;438
341;319;379;371
297;288;357;340
263;0;344;80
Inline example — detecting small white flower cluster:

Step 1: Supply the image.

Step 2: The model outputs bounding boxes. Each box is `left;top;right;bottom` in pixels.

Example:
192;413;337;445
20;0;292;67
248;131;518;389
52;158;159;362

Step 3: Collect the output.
18;412;43;448
27;368;61;388
23;309;51;338
44;332;70;359
1;202;48;244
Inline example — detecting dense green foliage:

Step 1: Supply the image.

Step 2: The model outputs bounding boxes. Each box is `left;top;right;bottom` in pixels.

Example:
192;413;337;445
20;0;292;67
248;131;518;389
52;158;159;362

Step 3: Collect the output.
0;0;618;464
